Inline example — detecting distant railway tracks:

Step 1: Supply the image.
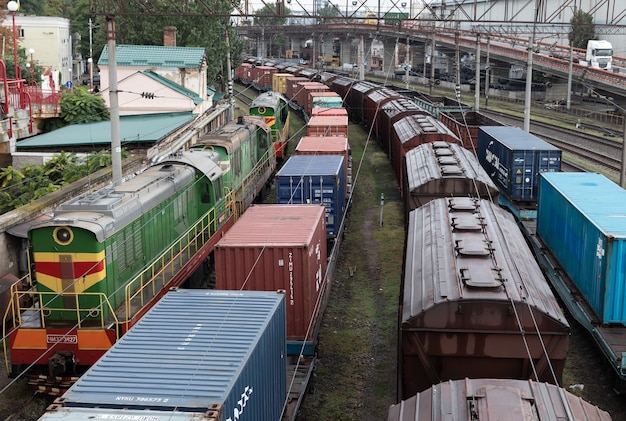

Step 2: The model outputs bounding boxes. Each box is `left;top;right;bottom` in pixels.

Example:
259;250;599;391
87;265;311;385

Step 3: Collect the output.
234;83;257;108
480;109;622;177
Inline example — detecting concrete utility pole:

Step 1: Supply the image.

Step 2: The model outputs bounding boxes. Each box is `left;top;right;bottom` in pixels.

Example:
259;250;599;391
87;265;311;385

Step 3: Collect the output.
524;0;539;132
106;16;122;185
225;28;234;121
474;34;480;112
485;36;490;108
430;30;436;95
359;35;365;80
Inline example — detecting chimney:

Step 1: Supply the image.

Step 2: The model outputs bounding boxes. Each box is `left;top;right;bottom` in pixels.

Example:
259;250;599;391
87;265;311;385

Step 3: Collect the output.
164;26;177;47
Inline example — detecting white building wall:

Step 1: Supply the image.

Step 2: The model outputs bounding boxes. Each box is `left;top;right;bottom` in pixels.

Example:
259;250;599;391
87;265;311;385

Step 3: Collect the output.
1;15;72;88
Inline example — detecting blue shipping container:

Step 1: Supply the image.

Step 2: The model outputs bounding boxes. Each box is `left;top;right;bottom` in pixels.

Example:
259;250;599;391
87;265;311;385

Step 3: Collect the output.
276;155;346;238
46;290;287;421
537;172;626;325
478;126;561;202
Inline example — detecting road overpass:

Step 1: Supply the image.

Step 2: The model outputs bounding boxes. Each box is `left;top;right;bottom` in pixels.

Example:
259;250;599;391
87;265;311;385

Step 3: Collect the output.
237;23;626;100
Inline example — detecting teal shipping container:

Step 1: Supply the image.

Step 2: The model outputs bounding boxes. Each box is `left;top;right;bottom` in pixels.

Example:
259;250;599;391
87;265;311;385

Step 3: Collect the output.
537;172;626;325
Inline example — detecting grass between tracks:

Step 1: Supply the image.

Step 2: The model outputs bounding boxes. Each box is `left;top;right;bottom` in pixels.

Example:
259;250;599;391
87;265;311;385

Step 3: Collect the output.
291;112;405;419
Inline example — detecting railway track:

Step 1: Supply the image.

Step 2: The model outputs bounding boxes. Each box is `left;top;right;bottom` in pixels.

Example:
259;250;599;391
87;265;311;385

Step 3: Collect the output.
480;109;622;178
233;84;258;108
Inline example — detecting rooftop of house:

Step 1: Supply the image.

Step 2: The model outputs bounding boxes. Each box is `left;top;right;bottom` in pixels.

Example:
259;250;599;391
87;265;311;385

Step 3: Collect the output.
98;44;206;68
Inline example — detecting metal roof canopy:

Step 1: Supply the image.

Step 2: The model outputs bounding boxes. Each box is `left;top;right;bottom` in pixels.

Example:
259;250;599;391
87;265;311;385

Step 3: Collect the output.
16;112;195;149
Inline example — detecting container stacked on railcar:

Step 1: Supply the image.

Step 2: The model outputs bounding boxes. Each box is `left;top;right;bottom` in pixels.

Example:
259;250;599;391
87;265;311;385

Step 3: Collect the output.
399;197;570;399
522;172;626;392
214;204;327;356
276;155;346;239
233;62;586;410
38;289;304;421
4;113;278;391
295;135;352;196
477;126;561;219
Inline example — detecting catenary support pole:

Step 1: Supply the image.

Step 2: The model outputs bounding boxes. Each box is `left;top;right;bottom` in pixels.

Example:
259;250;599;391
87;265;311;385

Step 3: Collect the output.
106;16;122;185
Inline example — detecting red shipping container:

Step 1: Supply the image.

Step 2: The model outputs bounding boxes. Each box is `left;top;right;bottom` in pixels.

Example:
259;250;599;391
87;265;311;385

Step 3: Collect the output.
304;89;336;116
311;107;348;117
214;204;327;347
307;115;349;137
249;65;277;90
285;77;309;102
296;82;328;110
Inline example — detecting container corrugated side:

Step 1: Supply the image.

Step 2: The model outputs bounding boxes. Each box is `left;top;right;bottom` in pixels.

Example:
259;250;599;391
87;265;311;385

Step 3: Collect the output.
478;126;561;202
285;77;308;101
312;107;348;117
272;72;294;94
537;172;626;324
276;155;346;238
306;115;349;137
215;204;327;354
54;289;287;421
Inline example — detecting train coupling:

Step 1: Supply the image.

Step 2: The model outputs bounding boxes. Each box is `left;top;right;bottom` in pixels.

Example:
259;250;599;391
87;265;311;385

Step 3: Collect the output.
49;351;76;377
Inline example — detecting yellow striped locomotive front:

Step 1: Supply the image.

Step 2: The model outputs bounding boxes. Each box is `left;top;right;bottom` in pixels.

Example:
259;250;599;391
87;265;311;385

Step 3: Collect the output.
6;150;232;379
249;91;291;160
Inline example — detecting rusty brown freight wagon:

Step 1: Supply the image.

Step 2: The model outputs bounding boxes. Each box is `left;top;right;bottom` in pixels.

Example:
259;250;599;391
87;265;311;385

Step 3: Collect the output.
389;378;612;421
376;98;426;155
399;197;570;399
438;110;505;152
391;114;460;194
403;141;498;212
214;204;327;356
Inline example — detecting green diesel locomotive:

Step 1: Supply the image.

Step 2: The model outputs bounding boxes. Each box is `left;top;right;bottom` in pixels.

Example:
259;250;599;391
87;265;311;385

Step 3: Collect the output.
5;115;275;381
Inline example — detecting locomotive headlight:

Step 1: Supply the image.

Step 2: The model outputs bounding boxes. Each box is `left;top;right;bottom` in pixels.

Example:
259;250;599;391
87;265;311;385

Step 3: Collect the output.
53;227;73;245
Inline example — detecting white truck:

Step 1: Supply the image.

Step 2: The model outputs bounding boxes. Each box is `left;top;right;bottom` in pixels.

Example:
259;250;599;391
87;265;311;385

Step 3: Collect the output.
584;40;613;70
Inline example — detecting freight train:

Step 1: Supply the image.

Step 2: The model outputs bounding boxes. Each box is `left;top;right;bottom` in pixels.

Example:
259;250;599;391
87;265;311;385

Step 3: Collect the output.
2;114;279;392
34;61;355;418
233;60;615;419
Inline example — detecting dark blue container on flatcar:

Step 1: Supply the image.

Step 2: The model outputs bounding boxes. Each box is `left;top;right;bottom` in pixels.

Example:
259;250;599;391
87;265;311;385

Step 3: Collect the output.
40;290;287;421
477;126;561;202
276;155;346;238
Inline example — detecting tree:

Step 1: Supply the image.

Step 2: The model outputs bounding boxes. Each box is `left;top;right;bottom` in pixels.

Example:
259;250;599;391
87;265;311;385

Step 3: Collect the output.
569;10;595;49
318;3;342;23
59;86;109;124
254;4;290;27
108;2;243;90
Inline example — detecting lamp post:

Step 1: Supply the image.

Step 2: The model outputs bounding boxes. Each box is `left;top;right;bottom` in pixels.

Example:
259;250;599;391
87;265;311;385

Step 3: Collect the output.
28;48;34;86
88;57;93;92
7;0;20;81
